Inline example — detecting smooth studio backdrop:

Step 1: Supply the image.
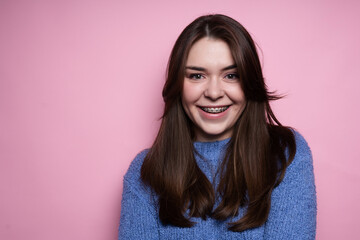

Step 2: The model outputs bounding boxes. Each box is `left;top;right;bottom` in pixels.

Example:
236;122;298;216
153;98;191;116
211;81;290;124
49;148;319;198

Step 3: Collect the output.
1;0;359;239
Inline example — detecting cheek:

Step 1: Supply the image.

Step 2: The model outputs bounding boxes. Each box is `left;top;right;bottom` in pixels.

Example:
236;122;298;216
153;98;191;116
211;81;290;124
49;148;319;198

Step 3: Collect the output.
181;83;193;117
226;85;246;105
182;81;201;106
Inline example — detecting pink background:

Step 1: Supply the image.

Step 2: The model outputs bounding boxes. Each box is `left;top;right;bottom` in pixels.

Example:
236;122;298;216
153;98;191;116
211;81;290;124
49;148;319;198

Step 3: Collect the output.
1;0;359;239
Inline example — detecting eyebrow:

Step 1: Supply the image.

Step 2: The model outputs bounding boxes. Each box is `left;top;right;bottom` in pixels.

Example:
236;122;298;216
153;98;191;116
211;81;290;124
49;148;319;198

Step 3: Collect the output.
185;64;237;71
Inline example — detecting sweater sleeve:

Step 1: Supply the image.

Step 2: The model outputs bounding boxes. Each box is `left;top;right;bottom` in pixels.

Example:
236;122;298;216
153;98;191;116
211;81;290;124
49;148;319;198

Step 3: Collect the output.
263;132;317;240
118;150;160;240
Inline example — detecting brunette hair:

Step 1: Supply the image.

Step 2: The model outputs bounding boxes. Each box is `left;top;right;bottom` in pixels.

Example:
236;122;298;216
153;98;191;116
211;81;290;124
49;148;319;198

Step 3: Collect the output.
141;14;296;232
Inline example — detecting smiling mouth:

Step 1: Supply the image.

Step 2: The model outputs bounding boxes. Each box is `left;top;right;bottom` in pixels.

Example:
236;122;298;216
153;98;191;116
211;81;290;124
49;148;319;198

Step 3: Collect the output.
200;106;230;114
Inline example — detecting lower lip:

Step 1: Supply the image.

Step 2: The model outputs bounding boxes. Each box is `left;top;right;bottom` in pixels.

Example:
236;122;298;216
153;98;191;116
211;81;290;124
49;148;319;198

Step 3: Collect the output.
198;106;230;120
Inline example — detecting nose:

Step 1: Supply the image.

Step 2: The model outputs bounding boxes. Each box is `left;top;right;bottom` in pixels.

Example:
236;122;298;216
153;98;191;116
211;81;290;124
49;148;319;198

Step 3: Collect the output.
204;77;224;100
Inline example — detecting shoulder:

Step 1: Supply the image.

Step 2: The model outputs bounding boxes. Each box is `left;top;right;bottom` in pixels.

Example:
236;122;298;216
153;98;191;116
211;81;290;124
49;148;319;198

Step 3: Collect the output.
289;130;313;171
123;149;150;187
272;129;316;205
293;130;311;156
266;130;317;238
279;129;315;193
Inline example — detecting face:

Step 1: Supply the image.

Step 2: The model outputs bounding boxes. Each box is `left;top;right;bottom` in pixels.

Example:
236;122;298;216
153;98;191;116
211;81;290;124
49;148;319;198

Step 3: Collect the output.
182;37;246;142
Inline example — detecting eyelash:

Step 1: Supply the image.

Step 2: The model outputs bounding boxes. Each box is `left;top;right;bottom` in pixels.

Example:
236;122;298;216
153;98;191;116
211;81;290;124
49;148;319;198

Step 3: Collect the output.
188;74;204;80
187;73;239;80
225;73;239;80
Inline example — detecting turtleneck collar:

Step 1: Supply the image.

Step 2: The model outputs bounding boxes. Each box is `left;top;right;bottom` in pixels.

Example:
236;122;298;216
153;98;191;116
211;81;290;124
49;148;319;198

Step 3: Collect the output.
193;138;230;166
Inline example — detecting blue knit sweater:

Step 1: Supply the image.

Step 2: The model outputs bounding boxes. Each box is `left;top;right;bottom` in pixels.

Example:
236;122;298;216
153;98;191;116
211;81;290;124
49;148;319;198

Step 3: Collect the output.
118;131;317;239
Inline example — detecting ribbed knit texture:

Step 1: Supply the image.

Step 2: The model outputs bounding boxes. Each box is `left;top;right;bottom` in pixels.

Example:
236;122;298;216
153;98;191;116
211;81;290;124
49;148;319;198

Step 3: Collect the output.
118;131;317;239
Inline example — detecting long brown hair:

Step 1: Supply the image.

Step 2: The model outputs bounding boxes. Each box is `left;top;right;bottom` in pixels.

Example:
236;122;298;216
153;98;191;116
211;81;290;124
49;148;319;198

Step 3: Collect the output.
141;14;296;232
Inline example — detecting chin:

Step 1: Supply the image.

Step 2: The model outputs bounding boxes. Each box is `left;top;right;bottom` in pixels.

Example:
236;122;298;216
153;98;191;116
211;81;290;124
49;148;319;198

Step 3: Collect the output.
196;127;233;141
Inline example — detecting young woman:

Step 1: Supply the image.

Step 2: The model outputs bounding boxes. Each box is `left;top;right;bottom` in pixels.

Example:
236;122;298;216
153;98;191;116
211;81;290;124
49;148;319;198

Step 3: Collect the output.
118;14;316;239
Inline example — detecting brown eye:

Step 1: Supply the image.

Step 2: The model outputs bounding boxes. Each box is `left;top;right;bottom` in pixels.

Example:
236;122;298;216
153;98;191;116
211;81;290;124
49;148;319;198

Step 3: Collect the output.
225;73;239;80
189;74;203;80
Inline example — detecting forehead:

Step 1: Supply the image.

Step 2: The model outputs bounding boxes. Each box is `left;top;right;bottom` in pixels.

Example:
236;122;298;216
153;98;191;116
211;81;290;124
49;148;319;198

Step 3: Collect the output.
186;37;234;68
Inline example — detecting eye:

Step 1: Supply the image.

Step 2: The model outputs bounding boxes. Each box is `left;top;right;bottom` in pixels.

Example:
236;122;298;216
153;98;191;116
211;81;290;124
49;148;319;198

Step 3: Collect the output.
188;73;204;80
225;73;239;80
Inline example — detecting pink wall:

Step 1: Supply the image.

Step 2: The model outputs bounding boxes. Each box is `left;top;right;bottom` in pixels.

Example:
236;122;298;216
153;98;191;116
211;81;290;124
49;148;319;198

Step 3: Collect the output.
1;0;359;239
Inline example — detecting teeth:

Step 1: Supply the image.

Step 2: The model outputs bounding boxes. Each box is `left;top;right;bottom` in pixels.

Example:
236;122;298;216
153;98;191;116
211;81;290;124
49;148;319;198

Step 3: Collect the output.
201;106;229;113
